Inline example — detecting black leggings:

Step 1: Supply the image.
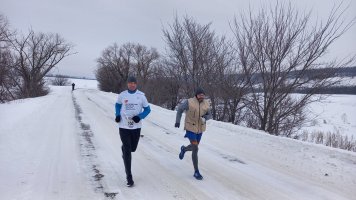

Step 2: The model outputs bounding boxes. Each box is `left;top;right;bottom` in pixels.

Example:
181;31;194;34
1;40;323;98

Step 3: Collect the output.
119;128;141;177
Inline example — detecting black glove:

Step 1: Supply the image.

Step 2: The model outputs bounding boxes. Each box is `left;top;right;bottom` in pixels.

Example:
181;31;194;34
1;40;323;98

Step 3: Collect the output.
115;115;121;123
174;122;180;128
132;116;141;123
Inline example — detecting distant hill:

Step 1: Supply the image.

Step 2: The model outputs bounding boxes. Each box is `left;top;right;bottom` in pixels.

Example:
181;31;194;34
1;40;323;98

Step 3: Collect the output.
335;66;356;77
294;66;356;78
294;66;356;95
237;66;356;95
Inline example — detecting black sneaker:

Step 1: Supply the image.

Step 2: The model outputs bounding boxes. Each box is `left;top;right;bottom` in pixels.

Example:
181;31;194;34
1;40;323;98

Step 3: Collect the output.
126;175;134;187
193;170;203;180
179;145;185;160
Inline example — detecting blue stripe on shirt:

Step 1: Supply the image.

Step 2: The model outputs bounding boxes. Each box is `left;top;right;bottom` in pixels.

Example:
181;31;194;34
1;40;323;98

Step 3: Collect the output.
138;106;151;119
115;103;122;116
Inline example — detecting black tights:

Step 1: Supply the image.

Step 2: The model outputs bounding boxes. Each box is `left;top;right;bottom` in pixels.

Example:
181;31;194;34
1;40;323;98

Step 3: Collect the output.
119;128;141;177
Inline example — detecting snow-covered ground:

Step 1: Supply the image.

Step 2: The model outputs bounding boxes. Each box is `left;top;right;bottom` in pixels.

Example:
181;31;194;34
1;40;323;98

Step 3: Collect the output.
1;79;356;200
337;76;356;86
303;95;356;138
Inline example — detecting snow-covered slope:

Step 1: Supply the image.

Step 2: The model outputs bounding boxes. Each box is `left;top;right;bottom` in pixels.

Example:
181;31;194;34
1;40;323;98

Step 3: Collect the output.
303;94;356;138
0;82;355;200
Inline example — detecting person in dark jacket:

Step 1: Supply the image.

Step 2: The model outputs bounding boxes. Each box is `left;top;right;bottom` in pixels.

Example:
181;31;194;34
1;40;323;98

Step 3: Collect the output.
175;87;212;180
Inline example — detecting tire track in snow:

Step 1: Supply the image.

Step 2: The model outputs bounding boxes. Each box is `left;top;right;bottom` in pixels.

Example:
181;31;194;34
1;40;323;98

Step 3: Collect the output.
72;94;118;199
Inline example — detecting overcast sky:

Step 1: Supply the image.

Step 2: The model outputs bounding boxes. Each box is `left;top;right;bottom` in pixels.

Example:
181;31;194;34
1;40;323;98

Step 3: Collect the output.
1;0;355;78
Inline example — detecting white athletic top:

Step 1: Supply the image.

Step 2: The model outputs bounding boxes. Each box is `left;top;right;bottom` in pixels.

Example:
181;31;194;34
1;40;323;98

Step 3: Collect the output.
116;90;149;129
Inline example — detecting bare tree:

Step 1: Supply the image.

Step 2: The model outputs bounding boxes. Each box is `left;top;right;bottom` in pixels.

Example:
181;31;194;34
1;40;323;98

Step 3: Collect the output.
0;14;16;102
0;49;16;103
217;67;250;124
96;43;129;93
200;37;237;120
163;16;218;97
0;15;11;42
51;74;70;86
145;60;181;110
131;44;159;86
96;42;159;93
163;16;241;117
232;2;355;136
10;30;73;98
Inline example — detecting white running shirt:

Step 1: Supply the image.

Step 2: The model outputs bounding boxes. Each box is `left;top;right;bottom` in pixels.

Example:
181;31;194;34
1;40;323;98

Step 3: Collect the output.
116;90;149;129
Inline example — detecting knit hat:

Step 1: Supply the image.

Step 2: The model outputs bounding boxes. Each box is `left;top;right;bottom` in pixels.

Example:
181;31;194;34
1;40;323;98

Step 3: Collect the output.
195;87;205;96
127;76;137;83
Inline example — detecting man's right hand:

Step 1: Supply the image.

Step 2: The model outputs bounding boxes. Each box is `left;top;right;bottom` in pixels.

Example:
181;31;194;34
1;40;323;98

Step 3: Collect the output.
115;115;121;123
174;122;180;128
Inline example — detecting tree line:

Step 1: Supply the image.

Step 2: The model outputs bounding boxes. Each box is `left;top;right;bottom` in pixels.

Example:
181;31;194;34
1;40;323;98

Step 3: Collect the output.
0;14;74;103
95;3;355;137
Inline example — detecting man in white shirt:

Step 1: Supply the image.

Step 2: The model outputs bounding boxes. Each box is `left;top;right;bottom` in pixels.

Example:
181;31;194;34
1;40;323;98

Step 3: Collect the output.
115;76;151;187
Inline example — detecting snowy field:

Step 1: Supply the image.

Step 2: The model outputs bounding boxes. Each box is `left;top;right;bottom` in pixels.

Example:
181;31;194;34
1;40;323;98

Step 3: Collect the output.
303;95;356;138
337;76;356;86
0;79;356;200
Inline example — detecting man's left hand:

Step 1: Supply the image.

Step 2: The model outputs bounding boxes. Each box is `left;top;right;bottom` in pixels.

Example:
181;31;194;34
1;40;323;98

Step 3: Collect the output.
132;116;141;123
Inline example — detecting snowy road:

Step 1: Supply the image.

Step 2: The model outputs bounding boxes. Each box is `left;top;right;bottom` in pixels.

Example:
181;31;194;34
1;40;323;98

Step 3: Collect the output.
1;85;356;200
